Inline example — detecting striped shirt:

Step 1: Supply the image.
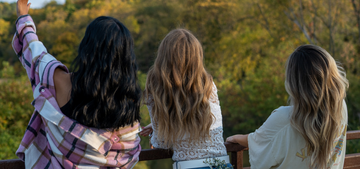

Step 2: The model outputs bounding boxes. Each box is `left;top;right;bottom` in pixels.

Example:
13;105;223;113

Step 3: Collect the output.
12;14;141;169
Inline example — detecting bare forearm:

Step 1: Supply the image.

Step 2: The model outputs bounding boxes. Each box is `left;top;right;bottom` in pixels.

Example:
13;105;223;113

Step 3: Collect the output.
226;134;249;147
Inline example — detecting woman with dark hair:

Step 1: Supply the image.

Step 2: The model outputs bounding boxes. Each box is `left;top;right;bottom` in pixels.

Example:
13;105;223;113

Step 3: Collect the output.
227;45;348;169
13;0;141;168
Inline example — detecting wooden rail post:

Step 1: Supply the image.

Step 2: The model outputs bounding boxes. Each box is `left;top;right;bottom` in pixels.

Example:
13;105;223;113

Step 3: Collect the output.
231;151;243;169
225;142;247;169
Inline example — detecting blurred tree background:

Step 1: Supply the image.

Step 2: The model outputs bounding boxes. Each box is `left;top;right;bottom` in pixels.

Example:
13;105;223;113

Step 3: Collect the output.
1;0;360;168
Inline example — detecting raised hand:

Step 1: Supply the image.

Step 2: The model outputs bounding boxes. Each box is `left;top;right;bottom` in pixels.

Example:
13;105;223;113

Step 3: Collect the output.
17;0;31;17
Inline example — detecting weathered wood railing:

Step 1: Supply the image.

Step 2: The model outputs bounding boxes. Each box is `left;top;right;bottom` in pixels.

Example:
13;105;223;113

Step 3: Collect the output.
0;130;359;169
140;142;247;169
0;142;247;169
344;130;360;169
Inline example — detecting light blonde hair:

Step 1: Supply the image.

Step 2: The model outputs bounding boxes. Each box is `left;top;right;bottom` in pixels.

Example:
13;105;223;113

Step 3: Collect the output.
145;29;214;148
285;45;349;168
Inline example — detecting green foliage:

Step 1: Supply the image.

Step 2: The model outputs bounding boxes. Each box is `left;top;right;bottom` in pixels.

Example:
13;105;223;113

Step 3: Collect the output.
0;62;15;79
345;74;360;153
1;0;360;168
0;62;33;159
0;2;16;19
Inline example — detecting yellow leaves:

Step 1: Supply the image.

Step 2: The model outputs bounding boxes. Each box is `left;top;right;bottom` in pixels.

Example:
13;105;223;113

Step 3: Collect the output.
125;16;141;35
43;7;68;21
37;19;69;43
56;32;79;44
197;2;237;8
70;8;91;27
51;32;79;66
0;19;10;36
86;0;105;8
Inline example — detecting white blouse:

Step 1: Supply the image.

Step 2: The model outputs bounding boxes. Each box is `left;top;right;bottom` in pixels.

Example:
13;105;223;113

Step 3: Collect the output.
247;102;348;169
147;83;227;161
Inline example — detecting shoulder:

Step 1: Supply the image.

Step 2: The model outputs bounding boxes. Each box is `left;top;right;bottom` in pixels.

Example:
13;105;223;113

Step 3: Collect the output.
54;68;71;86
341;100;348;124
211;81;218;93
54;68;72;105
249;106;293;140
269;106;292;120
264;106;293;129
209;81;219;102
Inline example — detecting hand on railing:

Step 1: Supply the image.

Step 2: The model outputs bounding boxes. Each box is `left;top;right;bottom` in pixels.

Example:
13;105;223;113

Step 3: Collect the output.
226;134;249;148
140;123;155;149
140;123;153;136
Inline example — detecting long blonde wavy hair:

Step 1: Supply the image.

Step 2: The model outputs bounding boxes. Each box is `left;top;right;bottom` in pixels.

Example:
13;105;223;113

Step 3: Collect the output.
285;45;349;168
145;29;214;148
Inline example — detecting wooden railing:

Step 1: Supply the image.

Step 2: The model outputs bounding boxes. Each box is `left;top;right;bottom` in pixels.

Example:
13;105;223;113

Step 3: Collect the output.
0;142;247;169
0;130;359;169
140;142;247;169
344;130;360;169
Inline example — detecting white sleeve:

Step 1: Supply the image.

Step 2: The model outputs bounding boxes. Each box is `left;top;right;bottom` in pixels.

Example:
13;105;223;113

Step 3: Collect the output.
209;82;223;130
247;108;288;169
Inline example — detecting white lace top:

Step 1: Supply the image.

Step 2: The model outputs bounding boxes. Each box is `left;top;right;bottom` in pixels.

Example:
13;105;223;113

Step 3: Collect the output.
147;82;227;161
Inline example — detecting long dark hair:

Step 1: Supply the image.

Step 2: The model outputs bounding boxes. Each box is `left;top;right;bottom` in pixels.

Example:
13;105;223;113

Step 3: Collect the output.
69;16;141;130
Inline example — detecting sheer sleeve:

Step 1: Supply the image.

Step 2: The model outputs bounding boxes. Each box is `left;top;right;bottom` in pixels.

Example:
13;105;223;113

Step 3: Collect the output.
146;96;167;149
209;82;223;130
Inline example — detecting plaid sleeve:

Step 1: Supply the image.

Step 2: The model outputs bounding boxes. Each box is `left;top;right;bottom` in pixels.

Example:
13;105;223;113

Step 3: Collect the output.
11;15;68;97
12;14;39;80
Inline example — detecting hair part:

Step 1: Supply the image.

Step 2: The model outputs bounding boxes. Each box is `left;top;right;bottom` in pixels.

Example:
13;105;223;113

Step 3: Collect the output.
285;45;349;168
145;29;214;148
69;16;141;130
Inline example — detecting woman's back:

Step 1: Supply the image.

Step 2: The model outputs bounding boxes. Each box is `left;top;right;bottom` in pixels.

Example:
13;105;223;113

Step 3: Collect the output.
226;44;349;169
12;2;141;167
247;103;347;169
142;29;229;168
148;82;227;161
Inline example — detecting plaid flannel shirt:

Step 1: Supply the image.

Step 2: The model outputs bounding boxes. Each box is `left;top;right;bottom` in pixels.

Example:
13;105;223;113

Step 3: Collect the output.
12;15;141;169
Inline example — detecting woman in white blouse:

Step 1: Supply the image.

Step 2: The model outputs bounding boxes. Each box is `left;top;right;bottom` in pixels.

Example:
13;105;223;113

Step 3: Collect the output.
140;29;230;169
227;45;349;169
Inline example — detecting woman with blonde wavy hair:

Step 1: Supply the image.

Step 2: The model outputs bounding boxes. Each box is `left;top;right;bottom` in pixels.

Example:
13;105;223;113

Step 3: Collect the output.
227;44;348;169
140;29;230;169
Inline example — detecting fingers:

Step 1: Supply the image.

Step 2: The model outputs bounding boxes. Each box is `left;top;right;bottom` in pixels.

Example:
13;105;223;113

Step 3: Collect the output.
16;0;30;16
139;123;153;136
140;131;150;136
140;128;153;136
18;0;28;5
226;136;232;142
139;125;153;136
144;123;152;128
226;136;236;143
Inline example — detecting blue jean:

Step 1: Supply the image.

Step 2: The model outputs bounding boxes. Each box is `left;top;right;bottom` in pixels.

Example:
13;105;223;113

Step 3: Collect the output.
189;163;233;169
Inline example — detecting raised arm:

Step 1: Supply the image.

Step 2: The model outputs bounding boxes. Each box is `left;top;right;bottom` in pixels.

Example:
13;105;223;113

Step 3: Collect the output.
12;0;68;98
